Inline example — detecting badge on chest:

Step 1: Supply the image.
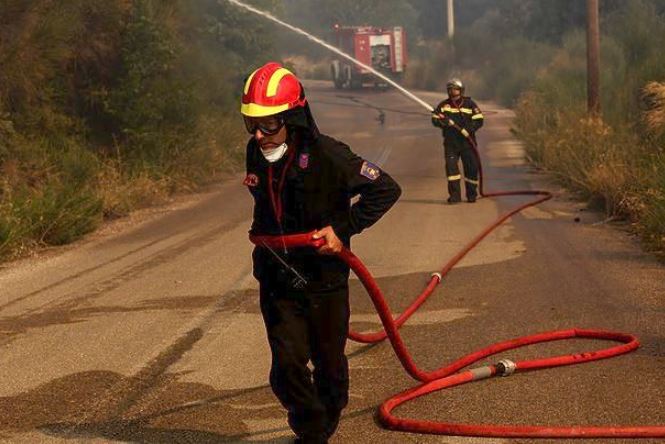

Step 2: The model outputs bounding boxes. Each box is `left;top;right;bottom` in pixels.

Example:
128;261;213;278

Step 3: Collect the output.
243;173;259;187
299;153;309;169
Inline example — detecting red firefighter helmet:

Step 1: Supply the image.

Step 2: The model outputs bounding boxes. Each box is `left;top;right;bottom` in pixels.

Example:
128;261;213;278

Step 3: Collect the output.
240;62;306;117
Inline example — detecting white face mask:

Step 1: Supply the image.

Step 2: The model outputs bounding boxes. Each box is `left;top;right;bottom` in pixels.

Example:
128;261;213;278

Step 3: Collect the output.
261;142;288;163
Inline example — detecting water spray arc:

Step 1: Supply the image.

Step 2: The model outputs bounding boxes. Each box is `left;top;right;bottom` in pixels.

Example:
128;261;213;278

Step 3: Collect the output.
223;0;434;113
228;0;665;439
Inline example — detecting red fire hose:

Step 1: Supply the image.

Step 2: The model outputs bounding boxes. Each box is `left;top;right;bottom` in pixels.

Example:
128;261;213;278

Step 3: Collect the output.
249;140;665;438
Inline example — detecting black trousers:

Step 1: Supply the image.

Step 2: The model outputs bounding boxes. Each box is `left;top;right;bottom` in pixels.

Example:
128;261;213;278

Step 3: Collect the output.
259;283;350;441
445;144;479;200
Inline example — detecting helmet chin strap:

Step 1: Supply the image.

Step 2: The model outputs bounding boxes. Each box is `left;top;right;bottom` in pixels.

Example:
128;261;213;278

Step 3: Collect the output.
261;142;289;163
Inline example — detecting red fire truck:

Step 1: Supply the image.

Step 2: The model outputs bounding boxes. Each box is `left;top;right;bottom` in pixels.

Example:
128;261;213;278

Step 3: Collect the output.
330;25;408;89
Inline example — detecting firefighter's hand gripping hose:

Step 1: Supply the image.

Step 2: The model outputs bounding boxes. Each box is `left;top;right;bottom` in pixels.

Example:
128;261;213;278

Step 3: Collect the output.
249;140;665;439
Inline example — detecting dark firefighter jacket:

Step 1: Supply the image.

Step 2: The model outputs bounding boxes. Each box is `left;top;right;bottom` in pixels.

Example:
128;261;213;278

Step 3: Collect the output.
432;97;484;151
245;133;401;292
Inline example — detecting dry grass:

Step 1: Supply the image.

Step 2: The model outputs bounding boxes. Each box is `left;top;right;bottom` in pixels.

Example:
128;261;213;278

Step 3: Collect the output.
516;86;665;255
95;163;170;219
643;82;665;137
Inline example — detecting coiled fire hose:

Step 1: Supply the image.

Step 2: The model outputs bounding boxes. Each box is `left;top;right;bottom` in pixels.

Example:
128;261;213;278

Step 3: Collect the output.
249;140;665;438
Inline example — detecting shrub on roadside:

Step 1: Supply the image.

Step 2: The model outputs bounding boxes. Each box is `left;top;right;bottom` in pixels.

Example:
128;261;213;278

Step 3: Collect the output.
0;137;104;256
639;154;665;253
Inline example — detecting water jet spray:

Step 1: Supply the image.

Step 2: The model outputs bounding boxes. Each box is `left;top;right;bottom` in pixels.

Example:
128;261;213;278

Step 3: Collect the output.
223;0;435;113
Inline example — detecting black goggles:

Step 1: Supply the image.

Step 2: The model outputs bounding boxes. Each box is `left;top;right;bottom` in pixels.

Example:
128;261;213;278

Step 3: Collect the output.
244;115;285;136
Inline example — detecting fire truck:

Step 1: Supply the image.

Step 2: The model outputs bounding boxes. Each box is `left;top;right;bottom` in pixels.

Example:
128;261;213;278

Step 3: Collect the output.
330;25;408;89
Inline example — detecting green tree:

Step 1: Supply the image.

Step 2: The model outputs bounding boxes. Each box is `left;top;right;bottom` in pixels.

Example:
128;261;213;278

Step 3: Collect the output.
104;0;196;165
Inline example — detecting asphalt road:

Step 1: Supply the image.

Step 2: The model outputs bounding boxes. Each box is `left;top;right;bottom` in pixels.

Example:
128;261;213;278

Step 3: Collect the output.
1;80;664;444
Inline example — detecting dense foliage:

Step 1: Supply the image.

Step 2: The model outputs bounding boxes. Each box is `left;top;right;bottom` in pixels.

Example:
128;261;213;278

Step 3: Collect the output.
0;0;276;259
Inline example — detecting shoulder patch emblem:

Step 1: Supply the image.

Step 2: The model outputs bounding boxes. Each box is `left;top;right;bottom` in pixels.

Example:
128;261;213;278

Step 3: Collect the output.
243;173;259;187
360;161;381;181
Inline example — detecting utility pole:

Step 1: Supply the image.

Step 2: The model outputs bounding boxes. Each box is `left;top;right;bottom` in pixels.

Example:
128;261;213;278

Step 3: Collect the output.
586;0;601;116
447;0;455;39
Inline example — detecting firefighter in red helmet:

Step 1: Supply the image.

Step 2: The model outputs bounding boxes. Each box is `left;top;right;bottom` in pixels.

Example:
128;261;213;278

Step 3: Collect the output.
432;78;484;203
241;62;401;443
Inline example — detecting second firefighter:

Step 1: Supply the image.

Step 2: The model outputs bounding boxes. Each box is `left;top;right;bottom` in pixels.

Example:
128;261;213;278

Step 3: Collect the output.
432;78;484;203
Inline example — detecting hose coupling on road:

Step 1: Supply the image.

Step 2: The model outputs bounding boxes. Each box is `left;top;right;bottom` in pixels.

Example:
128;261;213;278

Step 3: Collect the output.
431;272;443;283
495;359;517;377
